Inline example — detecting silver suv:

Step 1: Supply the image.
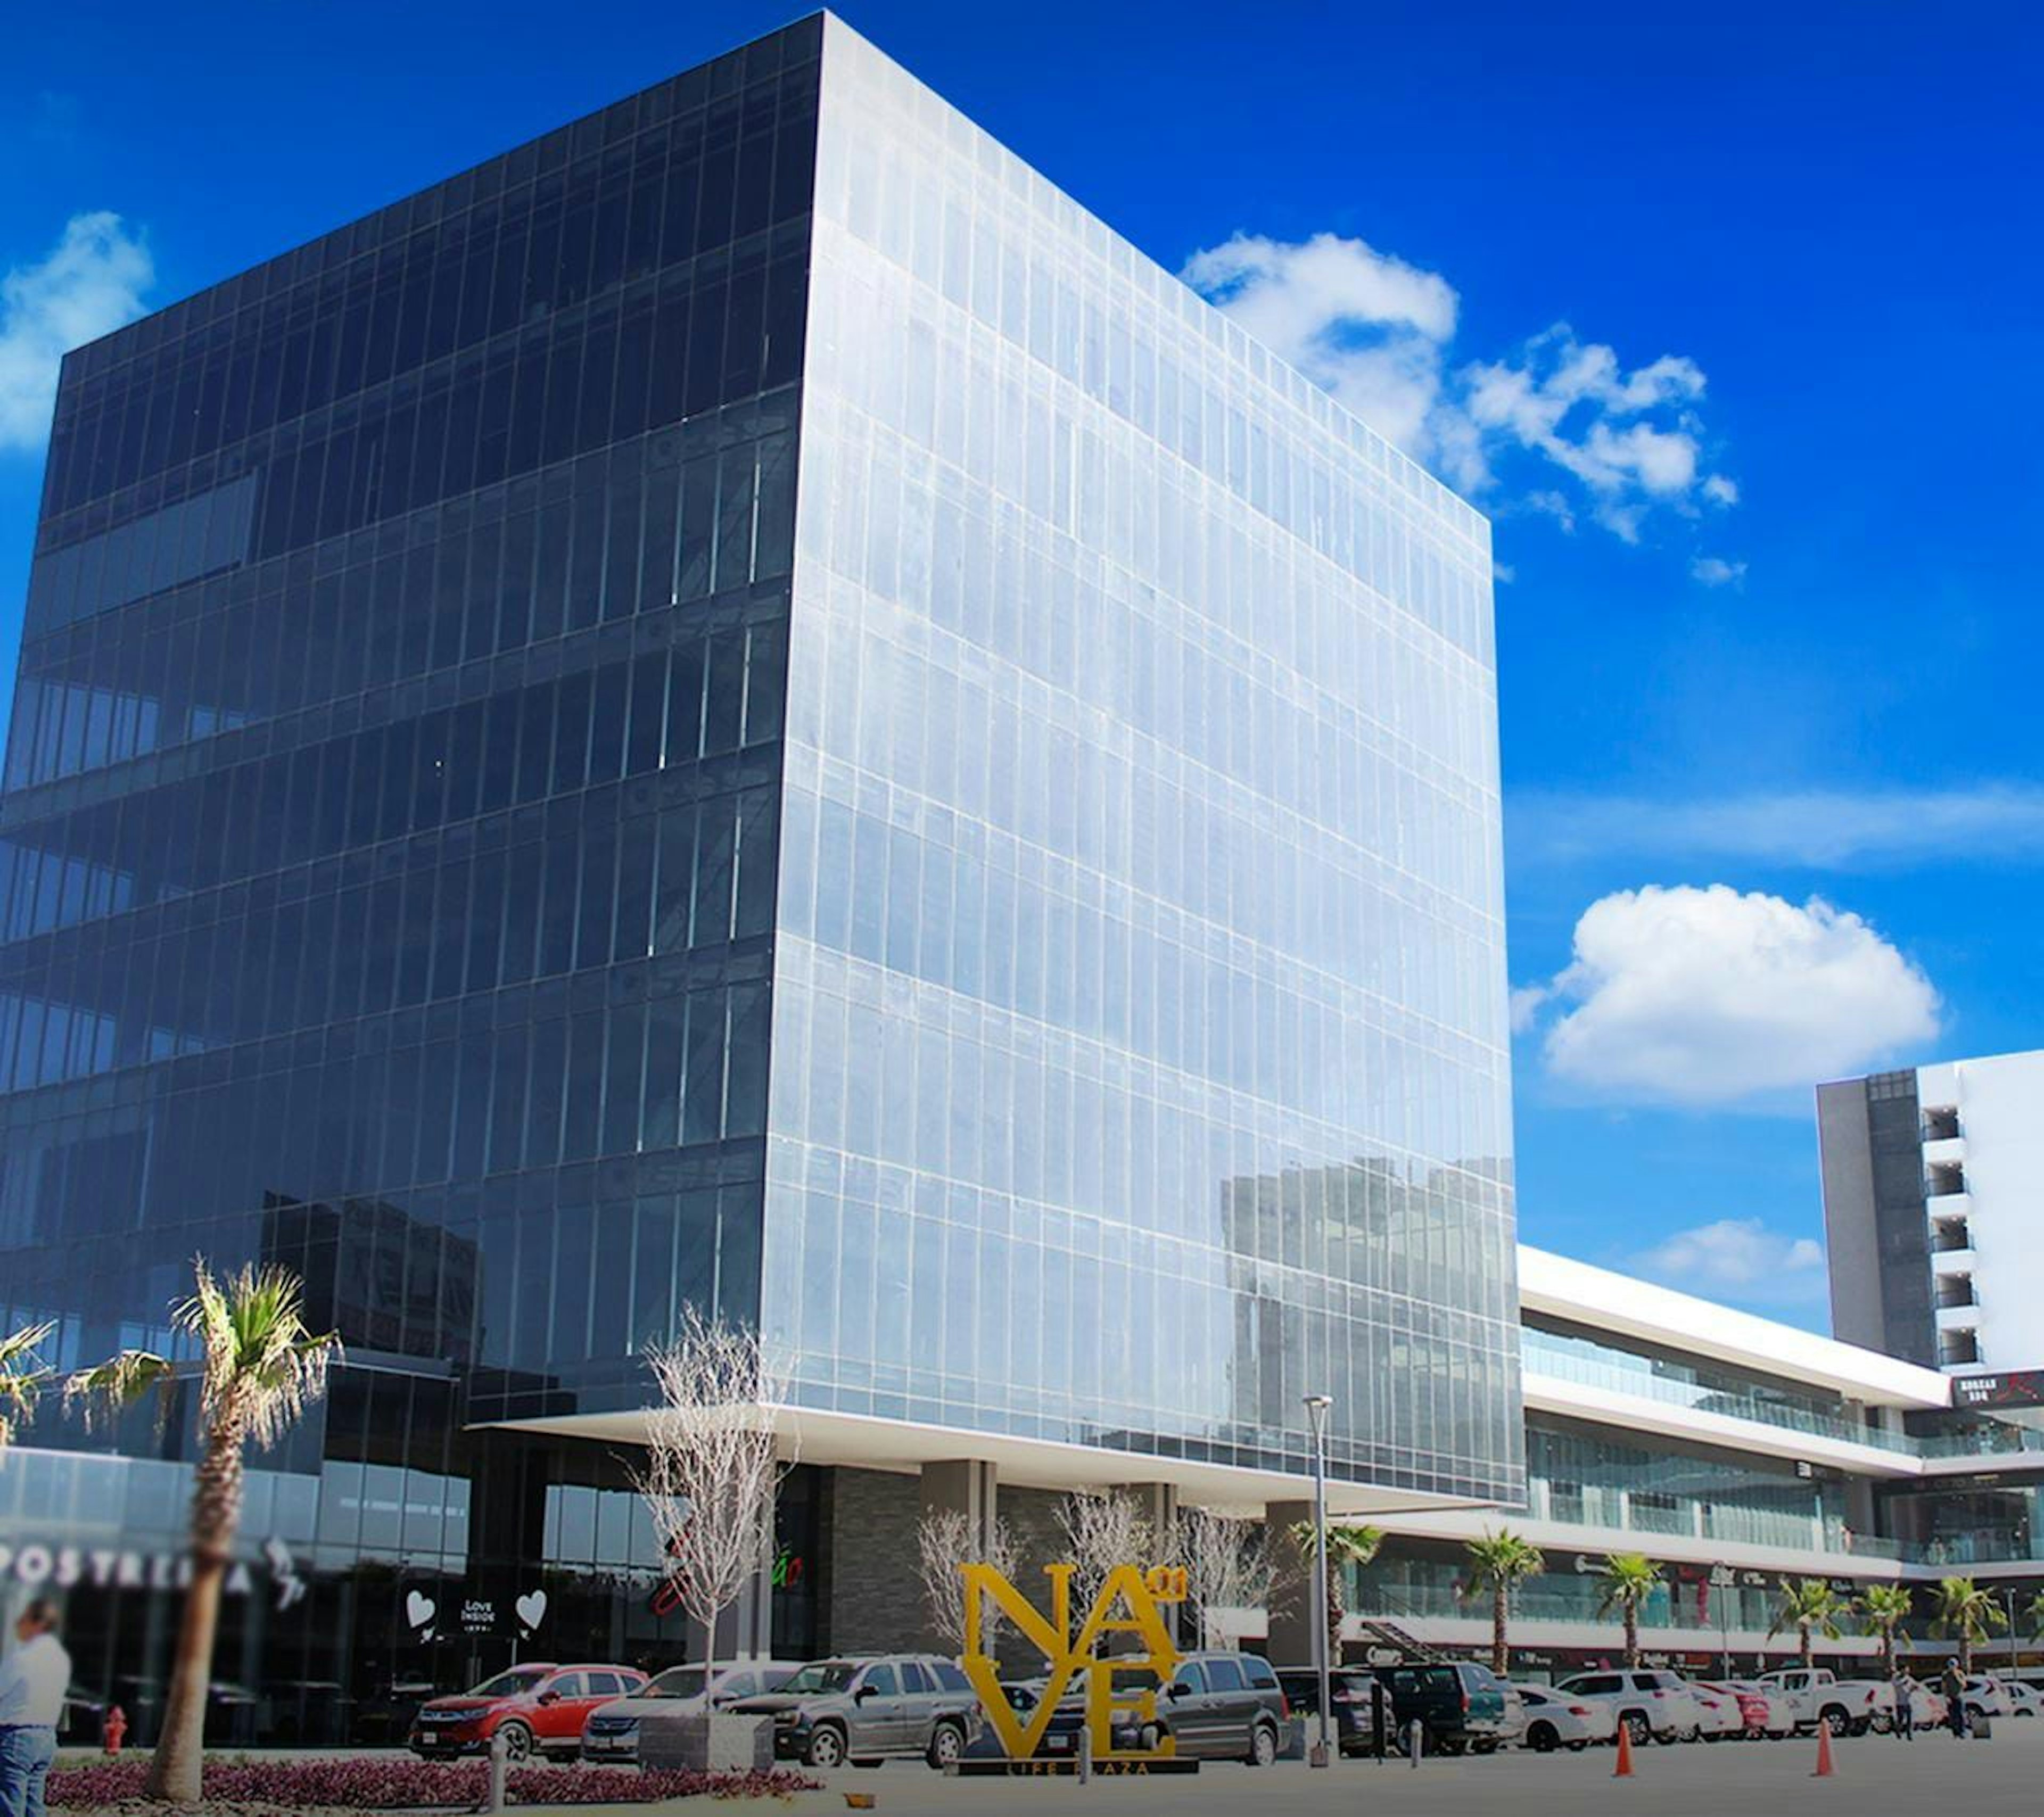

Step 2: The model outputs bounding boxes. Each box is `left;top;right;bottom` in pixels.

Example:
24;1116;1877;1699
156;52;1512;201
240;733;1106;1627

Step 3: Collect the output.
733;1655;983;1769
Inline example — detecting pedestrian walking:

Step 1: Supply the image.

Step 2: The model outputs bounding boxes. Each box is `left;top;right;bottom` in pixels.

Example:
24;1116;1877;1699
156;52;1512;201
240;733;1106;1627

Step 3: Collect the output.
1941;1661;1968;1739
1893;1673;1913;1740
0;1599;70;1817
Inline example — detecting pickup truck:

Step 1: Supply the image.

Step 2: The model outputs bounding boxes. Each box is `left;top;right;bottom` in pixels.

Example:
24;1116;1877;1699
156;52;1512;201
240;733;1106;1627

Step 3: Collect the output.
1755;1668;1895;1737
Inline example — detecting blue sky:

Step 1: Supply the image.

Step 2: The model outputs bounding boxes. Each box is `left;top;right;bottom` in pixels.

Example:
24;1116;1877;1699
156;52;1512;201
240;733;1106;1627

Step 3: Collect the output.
4;0;2040;1324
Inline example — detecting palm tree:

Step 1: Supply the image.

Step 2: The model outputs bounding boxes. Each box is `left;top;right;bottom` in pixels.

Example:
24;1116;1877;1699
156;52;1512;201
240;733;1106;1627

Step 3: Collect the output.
1595;1553;1663;1667
1462;1530;1546;1676
1290;1521;1384;1663
1855;1583;1913;1676
2024;1588;2044;1642
1930;1575;2007;1674
1770;1578;1846;1668
68;1262;338;1805
0;1322;55;1458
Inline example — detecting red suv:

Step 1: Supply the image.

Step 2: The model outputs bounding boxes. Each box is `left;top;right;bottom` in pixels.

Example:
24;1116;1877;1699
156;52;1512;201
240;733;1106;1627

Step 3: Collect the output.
410;1664;649;1760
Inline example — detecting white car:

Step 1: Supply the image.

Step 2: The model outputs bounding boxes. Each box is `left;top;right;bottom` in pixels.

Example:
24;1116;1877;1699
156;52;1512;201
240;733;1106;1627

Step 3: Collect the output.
1964;1675;2013;1720
2001;1680;2042;1718
580;1661;803;1760
1511;1683;1617;1752
1556;1669;1703;1745
1685;1680;1748;1740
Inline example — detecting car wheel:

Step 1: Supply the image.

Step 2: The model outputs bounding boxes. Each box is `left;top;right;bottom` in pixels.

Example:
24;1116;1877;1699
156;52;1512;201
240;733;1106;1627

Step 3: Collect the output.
1528;1723;1557;1753
496;1722;533;1763
926;1722;967;1770
1247;1722;1279;1768
1623;1713;1652;1748
1825;1708;1850;1738
1871;1714;1893;1734
804;1725;848;1769
1139;1723;1162;1754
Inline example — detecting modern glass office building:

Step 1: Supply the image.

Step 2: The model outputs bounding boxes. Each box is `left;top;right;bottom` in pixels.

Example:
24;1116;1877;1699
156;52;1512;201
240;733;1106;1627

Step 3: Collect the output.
0;15;1515;1737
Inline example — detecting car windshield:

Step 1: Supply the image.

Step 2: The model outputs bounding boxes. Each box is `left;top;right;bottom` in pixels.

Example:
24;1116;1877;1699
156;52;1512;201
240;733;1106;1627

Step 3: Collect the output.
468;1668;550;1699
778;1662;861;1695
638;1669;708;1699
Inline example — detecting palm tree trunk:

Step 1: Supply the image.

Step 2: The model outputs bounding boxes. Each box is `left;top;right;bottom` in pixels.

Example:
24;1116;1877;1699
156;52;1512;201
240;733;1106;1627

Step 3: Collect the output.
1801;1627;1813;1669
1325;1562;1345;1664
147;1428;244;1804
1493;1584;1508;1676
1625;1605;1639;1667
1960;1635;1972;1674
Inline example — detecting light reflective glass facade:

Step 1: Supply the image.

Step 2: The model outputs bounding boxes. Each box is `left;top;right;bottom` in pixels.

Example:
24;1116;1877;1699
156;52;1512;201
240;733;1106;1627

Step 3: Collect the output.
762;21;1518;1499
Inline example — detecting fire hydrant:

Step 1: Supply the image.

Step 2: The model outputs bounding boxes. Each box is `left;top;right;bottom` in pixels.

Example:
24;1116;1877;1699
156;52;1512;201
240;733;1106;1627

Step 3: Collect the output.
102;1706;127;1755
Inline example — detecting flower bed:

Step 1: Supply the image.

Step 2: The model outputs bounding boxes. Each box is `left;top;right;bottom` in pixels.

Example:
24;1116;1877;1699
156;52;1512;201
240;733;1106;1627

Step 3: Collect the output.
48;1758;821;1810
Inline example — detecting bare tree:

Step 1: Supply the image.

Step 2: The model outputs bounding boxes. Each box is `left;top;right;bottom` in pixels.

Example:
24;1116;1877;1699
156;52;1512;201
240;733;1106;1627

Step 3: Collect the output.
1175;1507;1275;1647
1058;1490;1156;1644
632;1308;792;1679
918;1505;1021;1656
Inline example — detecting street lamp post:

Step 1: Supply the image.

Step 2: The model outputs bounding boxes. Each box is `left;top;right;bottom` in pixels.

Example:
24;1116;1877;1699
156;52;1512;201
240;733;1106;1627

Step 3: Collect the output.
1304;1393;1334;1770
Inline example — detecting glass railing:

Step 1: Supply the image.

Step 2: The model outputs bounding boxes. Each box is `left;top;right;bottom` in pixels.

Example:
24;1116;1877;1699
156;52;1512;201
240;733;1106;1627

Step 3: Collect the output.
1520;1328;1917;1455
1916;1425;2044;1460
1899;1529;2039;1566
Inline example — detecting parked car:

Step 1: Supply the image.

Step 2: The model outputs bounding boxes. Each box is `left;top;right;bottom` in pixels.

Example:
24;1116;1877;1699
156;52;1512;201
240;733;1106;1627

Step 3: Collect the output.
1555;1669;1701;1746
1276;1667;1380;1757
1756;1667;1896;1736
2002;1680;2043;1718
1686;1680;1746;1740
1963;1675;2013;1721
1510;1682;1615;1752
1133;1651;1289;1765
731;1655;983;1769
580;1661;803;1761
1703;1680;1793;1739
410;1665;649;1761
1369;1662;1510;1755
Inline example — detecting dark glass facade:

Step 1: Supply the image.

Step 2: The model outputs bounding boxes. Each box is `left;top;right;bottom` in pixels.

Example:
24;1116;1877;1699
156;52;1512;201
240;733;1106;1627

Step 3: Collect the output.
0;11;1523;1744
0;19;821;1742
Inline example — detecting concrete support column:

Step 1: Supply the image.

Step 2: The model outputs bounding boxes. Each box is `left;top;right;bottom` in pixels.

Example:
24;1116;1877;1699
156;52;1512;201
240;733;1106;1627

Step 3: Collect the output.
919;1460;999;1654
1124;1482;1183;1643
920;1458;1000;1554
1265;1499;1316;1667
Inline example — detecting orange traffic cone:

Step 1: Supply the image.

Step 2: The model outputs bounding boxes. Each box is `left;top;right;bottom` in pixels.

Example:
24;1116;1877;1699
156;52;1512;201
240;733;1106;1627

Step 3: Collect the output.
1812;1723;1835;1778
1614;1723;1635;1778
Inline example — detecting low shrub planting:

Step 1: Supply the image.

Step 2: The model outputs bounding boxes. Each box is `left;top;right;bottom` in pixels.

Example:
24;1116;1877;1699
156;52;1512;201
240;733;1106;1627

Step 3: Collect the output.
48;1757;821;1808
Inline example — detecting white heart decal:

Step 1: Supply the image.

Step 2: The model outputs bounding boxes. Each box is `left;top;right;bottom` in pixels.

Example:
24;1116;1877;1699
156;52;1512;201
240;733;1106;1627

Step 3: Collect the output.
406;1591;436;1630
515;1590;548;1632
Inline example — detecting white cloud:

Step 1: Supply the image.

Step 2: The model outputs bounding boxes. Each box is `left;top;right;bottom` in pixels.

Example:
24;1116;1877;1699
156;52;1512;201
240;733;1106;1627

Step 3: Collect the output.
0;212;153;452
1511;782;2044;870
1690;556;1748;587
1626;1217;1830;1310
1182;233;1735;544
1521;883;1940;1104
1180;233;1458;457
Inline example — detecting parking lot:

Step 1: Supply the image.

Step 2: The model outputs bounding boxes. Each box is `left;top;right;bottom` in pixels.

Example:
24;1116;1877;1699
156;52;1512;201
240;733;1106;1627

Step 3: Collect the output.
698;1722;2044;1816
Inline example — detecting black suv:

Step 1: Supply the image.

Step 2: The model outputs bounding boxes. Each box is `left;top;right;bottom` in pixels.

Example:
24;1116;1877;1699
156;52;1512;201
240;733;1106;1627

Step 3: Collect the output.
1369;1662;1510;1755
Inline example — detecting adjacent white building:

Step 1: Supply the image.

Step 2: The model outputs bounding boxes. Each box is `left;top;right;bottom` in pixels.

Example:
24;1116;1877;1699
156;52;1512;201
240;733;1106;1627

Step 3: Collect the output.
1821;1048;2044;1377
